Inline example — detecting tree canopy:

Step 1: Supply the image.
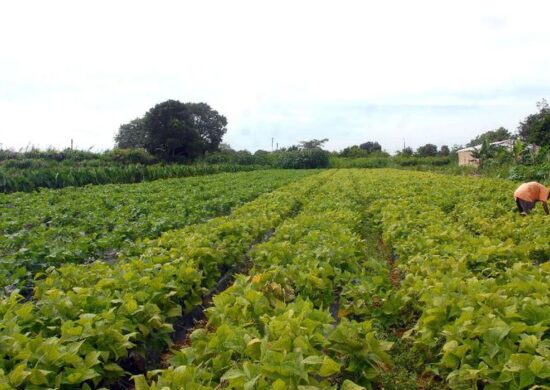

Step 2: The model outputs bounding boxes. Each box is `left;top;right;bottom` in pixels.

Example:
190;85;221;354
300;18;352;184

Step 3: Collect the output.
399;146;413;156
298;138;329;149
438;145;450;156
416;143;438;157
114;118;147;149
518;99;550;147
467;127;511;147
359;141;382;153
187;102;228;152
115;100;227;161
339;141;383;157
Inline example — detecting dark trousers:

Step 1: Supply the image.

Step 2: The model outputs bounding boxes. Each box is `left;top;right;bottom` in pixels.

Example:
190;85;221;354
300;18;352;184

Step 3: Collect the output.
516;198;535;214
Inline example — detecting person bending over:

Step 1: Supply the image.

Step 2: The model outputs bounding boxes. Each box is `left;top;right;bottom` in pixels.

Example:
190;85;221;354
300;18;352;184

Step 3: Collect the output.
514;181;549;215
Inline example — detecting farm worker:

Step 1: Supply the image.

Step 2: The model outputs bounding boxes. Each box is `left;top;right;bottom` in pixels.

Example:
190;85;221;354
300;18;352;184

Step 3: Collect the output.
514;181;549;215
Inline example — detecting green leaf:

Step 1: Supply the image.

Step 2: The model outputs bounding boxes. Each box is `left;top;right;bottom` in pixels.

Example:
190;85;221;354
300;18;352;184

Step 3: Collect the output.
302;356;324;365
245;338;262;360
519;369;535;388
8;364;30;387
64;367;99;384
15;304;34;321
133;375;150;390
341;379;367;390
220;368;244;381
166;305;182;318
505;354;533;372
103;363;124;372
29;368;51;386
84;351;101;368
123;298;138;314
272;379;287;390
518;334;538;353
319;356;341;377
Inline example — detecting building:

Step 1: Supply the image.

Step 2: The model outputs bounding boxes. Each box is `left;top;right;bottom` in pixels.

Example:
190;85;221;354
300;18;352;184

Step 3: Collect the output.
457;139;537;167
457;146;479;166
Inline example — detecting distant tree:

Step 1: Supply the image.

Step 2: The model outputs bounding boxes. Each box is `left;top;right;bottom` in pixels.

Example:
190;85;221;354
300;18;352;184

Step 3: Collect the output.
467;127;511;147
218;143;233;152
359;141;382;153
399;147;413;156
282;145;300;152
299;138;329;149
114;118;147;149
518;99;550;147
439;145;450;156
115;100;228;161
451;144;463;152
416;143;438;157
253;149;271;165
142;100;205;161
339;146;369;158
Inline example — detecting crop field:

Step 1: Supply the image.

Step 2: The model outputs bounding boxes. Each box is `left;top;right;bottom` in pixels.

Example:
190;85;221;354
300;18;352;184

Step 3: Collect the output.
0;170;313;293
0;169;548;389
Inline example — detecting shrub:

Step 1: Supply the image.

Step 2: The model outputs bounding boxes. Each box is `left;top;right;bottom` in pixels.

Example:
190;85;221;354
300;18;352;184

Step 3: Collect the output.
103;148;157;165
273;149;330;169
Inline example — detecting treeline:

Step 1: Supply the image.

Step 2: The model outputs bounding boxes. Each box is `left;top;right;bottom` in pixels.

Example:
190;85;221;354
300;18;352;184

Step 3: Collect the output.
3;98;548;193
1;144;453;193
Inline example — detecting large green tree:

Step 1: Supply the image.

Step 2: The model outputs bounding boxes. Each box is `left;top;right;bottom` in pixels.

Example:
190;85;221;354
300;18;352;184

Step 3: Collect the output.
467;127;511;147
142;100;202;161
518;99;550;147
187;102;228;152
114;118;147;149
115;100;228;161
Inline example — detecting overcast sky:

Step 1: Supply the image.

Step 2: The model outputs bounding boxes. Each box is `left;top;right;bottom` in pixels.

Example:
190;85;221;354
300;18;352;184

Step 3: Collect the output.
1;0;549;153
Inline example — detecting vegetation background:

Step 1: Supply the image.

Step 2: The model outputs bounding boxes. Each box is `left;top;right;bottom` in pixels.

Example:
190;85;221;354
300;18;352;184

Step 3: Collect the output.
1;98;548;193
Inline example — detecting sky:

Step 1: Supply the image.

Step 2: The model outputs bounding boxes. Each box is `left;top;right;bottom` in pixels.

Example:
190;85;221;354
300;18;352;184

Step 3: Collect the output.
1;0;549;153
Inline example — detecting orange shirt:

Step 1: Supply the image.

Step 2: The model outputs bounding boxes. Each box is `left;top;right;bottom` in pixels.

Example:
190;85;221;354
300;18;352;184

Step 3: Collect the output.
514;182;549;203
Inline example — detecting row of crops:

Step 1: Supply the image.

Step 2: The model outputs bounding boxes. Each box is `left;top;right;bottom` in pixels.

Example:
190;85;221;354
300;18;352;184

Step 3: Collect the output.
0;163;266;193
0;171;328;388
0;170;314;292
0;169;548;388
361;170;550;388
132;170;549;389
135;170;395;389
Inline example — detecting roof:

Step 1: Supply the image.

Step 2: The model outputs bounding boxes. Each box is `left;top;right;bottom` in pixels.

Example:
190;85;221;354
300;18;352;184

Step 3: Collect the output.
457;138;516;153
457;147;477;153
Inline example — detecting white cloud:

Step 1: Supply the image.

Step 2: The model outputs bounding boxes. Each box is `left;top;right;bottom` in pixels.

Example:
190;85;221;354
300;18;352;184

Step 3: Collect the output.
1;0;549;152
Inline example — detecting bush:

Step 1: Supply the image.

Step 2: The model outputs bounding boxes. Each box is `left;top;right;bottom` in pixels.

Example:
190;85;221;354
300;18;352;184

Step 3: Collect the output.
103;148;157;165
201;150;260;165
273;149;330;169
508;163;550;182
0;148;99;163
393;156;450;166
1;159;49;169
329;156;390;168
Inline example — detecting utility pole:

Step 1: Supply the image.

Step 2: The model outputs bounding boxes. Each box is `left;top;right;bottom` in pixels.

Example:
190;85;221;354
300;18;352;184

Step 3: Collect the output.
71;139;74;150
271;137;274;151
276;142;278;151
